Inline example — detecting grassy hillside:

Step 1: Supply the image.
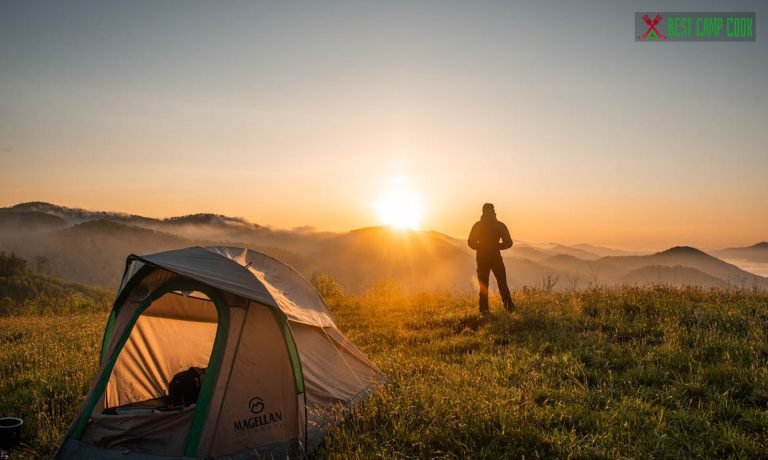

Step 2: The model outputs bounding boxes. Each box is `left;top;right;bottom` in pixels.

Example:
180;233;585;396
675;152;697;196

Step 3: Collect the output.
319;287;768;458
0;252;112;315
1;286;766;458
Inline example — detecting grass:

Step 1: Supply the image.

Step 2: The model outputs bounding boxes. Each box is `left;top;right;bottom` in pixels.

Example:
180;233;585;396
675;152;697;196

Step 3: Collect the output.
318;286;768;459
1;286;767;458
0;313;106;457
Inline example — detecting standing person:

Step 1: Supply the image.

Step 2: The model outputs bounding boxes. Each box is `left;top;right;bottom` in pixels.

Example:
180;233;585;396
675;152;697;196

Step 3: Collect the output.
468;203;515;314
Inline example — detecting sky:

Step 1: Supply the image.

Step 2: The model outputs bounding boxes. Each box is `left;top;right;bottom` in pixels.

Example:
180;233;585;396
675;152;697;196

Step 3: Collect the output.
1;1;766;250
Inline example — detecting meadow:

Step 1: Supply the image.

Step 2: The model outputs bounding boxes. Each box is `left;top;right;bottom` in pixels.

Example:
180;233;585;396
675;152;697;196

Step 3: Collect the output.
1;285;767;458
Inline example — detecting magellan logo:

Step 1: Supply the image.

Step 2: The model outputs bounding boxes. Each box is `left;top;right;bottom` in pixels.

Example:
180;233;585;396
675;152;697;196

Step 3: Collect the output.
234;397;283;433
248;397;264;414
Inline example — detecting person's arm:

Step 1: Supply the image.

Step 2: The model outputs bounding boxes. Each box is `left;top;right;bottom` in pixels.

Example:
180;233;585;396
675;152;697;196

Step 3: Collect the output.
468;223;479;250
499;223;513;250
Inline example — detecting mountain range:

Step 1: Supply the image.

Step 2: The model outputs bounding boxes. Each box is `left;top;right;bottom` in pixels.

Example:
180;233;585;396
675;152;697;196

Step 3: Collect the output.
0;202;766;293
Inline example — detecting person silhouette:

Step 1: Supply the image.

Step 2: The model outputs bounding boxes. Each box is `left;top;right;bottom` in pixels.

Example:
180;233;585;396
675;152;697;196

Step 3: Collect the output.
468;203;514;314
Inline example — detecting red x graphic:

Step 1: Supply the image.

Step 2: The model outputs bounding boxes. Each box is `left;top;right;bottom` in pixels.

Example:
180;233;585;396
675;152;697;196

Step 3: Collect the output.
640;14;666;40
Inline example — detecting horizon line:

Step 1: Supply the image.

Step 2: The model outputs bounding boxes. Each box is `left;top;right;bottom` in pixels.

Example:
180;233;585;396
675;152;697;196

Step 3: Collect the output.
2;200;765;254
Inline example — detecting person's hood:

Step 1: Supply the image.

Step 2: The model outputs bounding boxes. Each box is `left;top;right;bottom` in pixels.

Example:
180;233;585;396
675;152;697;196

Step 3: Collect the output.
480;212;497;222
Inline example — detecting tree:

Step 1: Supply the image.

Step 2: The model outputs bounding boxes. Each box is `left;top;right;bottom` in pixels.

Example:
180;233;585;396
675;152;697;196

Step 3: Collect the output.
0;252;27;276
34;255;51;274
311;272;344;299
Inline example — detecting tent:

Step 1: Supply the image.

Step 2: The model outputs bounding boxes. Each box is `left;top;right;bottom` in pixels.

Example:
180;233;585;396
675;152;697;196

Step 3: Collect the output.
56;246;383;459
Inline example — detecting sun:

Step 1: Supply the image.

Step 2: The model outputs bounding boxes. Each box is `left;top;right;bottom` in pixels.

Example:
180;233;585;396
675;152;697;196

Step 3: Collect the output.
375;178;424;230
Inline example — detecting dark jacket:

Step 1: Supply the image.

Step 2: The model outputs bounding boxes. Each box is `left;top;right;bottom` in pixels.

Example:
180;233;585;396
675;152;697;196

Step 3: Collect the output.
468;214;513;258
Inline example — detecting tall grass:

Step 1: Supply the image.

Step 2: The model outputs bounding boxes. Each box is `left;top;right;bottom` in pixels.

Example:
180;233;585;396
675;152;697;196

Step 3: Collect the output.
0;286;766;458
0;313;106;457
318;286;768;459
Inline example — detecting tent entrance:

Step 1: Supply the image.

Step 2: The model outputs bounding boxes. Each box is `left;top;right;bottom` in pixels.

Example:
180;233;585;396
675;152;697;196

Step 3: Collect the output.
104;289;219;410
76;279;230;456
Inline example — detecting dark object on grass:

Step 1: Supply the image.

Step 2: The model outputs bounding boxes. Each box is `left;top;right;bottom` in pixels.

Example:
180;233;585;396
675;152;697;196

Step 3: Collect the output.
0;417;23;458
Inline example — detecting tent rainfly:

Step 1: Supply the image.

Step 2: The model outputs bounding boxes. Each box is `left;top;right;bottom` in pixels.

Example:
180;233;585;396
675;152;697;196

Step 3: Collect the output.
56;246;383;459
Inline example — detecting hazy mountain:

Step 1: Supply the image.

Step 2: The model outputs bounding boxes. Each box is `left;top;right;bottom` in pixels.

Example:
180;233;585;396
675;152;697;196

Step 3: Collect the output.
710;242;768;263
1;219;189;287
503;254;620;289
0;217;313;288
501;246;768;290
600;246;767;288
540;254;597;274
1;202;765;292
0;209;68;233
502;257;567;289
619;265;729;289
3;202;334;253
507;245;553;261
549;245;601;260
9;201;157;226
304;226;475;292
506;244;631;262
570;243;635;257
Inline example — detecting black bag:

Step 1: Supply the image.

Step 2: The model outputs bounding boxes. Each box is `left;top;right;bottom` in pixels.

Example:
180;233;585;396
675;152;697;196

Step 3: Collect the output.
167;367;206;407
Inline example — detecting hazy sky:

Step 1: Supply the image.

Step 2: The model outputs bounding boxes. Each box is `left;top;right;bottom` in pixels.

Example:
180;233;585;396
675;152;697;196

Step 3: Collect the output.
1;1;766;250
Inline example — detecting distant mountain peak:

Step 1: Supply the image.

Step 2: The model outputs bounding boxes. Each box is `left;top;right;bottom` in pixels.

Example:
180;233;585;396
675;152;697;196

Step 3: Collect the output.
162;213;257;228
3;202;263;230
6;201;149;223
749;242;768;249
657;246;709;256
10;201;65;211
545;253;582;262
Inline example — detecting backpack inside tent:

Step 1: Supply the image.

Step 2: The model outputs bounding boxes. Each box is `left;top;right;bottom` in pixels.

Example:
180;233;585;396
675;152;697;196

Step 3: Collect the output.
56;246;383;459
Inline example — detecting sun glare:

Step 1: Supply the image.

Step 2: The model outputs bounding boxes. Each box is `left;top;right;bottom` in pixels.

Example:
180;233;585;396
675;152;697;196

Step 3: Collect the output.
375;177;424;230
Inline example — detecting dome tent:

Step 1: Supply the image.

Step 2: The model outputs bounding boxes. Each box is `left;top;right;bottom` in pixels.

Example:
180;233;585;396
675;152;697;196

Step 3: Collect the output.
56;246;382;459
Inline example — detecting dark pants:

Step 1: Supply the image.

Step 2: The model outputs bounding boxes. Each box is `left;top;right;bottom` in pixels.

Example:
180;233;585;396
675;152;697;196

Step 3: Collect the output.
477;254;513;313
